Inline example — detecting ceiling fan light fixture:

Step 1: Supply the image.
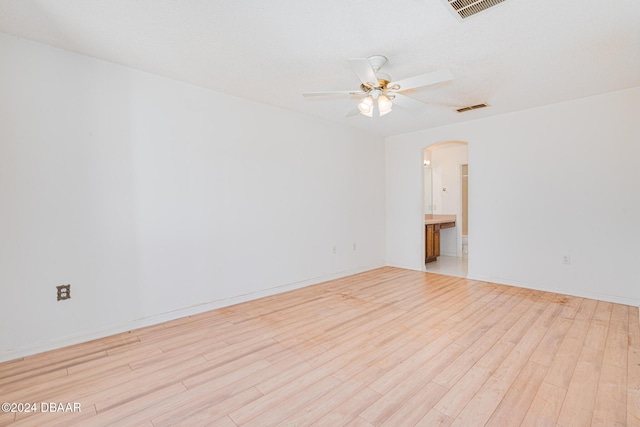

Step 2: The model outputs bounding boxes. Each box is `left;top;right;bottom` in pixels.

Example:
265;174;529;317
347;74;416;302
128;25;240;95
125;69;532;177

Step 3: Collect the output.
302;55;455;119
378;95;393;116
358;96;374;117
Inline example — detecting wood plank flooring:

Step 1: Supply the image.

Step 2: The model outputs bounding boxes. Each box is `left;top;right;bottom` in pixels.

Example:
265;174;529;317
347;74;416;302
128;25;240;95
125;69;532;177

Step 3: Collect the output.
1;267;638;426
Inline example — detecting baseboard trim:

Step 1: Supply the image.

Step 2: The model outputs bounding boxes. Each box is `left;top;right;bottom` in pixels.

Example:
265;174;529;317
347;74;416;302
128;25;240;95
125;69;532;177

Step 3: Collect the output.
466;273;640;308
439;251;458;257
0;263;385;363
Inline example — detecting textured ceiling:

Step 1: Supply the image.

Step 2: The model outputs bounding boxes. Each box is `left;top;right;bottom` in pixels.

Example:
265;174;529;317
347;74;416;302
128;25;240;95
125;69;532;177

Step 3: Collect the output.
1;0;639;136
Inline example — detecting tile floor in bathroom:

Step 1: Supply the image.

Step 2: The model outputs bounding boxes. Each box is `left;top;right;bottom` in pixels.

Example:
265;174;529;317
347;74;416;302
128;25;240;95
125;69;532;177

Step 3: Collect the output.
425;253;468;278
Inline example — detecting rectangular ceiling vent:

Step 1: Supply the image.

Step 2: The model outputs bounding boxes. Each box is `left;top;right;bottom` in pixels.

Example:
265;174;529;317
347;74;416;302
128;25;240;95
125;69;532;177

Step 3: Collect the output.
443;0;508;20
456;103;489;113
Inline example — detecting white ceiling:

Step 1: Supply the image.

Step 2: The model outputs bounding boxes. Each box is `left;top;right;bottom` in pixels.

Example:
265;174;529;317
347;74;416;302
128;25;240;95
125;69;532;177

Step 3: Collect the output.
1;0;639;137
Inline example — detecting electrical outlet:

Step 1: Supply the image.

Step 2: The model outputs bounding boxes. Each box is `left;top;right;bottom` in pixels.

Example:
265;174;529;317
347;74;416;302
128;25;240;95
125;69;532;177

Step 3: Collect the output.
332;245;336;254
57;284;71;301
562;255;571;265
353;243;357;251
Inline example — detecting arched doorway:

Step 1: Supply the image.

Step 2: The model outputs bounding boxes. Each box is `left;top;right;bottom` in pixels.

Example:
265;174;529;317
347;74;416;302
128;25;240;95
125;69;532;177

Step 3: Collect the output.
423;141;469;277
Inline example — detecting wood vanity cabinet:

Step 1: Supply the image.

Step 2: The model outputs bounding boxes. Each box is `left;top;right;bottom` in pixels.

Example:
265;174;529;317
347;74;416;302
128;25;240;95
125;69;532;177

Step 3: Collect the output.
425;223;440;263
425;216;455;263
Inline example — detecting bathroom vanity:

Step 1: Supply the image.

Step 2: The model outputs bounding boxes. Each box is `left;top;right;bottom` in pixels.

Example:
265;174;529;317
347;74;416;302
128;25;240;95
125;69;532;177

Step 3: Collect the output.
425;214;456;263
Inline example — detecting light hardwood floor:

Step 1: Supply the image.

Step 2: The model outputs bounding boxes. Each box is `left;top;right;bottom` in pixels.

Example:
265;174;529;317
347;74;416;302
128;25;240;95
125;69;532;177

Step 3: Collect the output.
1;267;639;426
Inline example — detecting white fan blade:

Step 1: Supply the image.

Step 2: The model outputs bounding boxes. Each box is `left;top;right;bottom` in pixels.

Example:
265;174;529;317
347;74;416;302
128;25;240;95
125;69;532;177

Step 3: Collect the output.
390;69;453;92
391;93;429;109
345;107;361;118
303;90;362;97
348;58;378;86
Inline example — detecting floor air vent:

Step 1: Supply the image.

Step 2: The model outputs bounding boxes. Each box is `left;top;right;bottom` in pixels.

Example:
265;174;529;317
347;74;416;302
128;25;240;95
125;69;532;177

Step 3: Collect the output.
456;103;489;113
444;0;508;20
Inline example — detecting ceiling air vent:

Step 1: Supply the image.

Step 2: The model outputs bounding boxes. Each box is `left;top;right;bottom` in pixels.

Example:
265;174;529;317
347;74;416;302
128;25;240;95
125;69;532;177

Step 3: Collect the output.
443;0;508;20
456;103;489;113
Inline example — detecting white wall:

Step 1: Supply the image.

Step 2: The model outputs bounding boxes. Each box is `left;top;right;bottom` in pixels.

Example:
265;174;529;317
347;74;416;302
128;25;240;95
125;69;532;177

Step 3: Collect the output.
387;86;640;306
429;144;468;256
0;34;386;361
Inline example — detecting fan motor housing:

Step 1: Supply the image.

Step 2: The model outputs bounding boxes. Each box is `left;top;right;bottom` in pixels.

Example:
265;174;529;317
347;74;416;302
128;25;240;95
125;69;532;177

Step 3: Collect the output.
361;79;390;92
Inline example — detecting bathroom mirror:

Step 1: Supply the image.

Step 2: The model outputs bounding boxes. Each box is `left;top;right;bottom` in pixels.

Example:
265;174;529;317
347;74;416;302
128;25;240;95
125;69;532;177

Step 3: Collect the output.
424;166;433;215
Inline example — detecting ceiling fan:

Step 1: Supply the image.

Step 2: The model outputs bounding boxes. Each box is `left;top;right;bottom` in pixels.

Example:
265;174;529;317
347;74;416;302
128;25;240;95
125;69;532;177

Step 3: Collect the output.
303;55;453;118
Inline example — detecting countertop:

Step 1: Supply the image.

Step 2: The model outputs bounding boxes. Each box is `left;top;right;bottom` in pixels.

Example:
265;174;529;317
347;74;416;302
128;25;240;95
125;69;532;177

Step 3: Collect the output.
424;214;457;225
